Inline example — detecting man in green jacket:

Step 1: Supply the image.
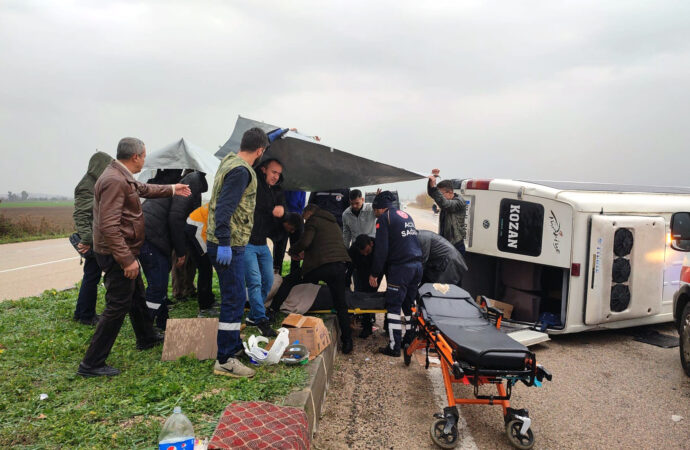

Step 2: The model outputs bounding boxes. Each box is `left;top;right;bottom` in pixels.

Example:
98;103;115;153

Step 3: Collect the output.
206;127;268;378
427;170;467;255
72;151;113;325
270;204;354;354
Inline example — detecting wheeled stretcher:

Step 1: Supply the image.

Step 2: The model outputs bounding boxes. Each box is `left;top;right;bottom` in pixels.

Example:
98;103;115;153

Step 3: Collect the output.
404;283;552;449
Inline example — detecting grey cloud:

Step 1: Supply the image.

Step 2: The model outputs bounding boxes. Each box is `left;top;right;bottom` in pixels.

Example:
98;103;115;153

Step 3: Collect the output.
1;0;689;197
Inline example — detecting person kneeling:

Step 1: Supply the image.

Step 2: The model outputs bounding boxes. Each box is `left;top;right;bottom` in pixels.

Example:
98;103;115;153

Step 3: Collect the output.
270;205;354;354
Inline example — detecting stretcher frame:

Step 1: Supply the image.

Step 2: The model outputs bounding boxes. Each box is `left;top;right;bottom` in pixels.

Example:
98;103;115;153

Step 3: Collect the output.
307;308;385;315
404;295;551;449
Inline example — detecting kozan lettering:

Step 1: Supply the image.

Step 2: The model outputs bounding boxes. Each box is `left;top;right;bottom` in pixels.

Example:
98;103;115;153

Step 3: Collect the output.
507;204;520;248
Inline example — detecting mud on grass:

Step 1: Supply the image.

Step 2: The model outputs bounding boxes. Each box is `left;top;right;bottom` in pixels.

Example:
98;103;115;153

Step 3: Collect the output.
0;277;307;447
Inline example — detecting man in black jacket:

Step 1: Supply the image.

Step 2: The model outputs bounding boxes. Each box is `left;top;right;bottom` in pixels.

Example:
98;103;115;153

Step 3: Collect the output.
139;170;208;329
370;191;423;357
244;159;286;337
308;188;350;228
270;204;353;354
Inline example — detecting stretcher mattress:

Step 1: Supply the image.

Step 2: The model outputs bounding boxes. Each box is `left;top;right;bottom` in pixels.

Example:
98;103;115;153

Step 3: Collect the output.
418;284;528;370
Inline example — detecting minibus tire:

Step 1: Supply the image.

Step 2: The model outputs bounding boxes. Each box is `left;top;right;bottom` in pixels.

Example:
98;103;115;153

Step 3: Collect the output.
680;302;690;377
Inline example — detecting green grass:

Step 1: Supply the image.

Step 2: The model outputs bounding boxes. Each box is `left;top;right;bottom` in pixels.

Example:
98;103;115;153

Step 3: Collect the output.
0;267;307;448
0;201;74;208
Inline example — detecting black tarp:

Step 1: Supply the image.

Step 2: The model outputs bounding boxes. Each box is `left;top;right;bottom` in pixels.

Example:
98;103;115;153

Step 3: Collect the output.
215;116;424;191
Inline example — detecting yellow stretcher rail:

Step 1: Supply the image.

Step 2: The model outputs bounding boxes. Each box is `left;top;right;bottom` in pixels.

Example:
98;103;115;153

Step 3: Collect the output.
307;308;386;315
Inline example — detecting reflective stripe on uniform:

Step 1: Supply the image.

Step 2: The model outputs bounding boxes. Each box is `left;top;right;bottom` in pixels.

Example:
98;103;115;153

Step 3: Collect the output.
388;328;396;350
146;301;161;310
388;323;402;330
218;322;241;331
386;313;401;320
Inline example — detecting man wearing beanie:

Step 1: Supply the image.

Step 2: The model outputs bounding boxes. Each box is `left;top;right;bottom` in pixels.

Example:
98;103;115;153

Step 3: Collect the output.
369;191;423;357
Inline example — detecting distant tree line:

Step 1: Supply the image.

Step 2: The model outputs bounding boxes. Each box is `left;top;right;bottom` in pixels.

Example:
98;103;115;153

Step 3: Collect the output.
6;191;29;201
4;191;71;202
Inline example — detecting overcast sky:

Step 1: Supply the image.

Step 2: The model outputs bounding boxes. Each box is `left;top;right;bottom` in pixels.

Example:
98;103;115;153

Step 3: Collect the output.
1;0;689;199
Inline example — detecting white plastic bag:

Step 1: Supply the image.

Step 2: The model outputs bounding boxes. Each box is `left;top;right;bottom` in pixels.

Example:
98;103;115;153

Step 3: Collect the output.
243;327;290;365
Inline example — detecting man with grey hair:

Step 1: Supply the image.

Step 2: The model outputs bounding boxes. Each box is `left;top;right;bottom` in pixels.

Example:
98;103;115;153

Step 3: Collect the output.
77;137;191;378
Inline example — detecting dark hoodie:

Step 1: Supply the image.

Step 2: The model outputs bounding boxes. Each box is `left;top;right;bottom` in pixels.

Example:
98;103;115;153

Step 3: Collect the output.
249;159;287;246
73;151;114;245
289;206;351;276
143;171;208;256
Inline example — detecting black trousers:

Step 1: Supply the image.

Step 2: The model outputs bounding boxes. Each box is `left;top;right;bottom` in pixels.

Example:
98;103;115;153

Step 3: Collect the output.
81;254;157;368
185;233;215;309
272;262;351;343
272;235;302;277
73;255;102;320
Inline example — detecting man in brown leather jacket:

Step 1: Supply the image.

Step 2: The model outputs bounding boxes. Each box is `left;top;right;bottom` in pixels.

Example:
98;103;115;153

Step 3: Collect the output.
78;137;191;378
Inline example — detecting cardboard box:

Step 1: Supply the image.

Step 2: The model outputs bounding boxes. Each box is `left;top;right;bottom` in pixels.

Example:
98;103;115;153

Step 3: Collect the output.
281;314;332;360
476;296;514;319
161;318;219;361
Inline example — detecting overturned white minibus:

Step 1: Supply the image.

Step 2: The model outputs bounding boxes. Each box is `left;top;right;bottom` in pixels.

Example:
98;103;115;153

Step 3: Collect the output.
457;179;690;334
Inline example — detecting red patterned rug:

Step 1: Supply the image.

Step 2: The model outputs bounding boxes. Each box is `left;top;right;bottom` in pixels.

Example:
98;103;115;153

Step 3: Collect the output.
209;401;309;449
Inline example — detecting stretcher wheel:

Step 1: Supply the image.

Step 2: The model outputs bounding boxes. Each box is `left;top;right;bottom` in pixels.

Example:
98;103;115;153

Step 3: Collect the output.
403;344;411;366
505;419;534;450
430;418;458;448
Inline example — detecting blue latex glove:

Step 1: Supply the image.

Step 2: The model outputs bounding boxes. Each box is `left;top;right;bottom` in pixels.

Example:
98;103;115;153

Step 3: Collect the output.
217;246;232;266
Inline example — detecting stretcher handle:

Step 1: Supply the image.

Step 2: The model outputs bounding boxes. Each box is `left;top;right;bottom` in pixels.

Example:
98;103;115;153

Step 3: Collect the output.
471;349;537;386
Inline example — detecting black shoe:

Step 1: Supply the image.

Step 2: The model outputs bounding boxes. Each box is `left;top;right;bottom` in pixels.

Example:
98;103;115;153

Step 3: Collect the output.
256;320;277;338
136;331;165;350
378;345;400;357
155;314;168;331
77;363;120;378
341;338;353;355
266;308;277;323
77;315;100;326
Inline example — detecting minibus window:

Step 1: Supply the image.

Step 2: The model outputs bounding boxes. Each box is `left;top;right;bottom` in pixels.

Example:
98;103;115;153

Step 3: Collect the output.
497;199;544;256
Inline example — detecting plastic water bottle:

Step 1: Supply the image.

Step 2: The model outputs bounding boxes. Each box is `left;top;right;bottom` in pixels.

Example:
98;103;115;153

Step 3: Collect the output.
158;406;195;450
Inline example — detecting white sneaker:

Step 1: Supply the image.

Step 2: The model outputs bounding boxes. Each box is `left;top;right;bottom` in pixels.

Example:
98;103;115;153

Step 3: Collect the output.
213;358;256;378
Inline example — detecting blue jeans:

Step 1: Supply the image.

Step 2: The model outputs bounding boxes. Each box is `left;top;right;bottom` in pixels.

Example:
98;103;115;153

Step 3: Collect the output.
74;255;102;320
208;242;246;363
139;240;170;326
244;244;274;322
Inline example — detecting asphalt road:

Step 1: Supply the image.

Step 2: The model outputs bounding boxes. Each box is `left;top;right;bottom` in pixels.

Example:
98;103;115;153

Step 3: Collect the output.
0;238;82;301
314;206;690;449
